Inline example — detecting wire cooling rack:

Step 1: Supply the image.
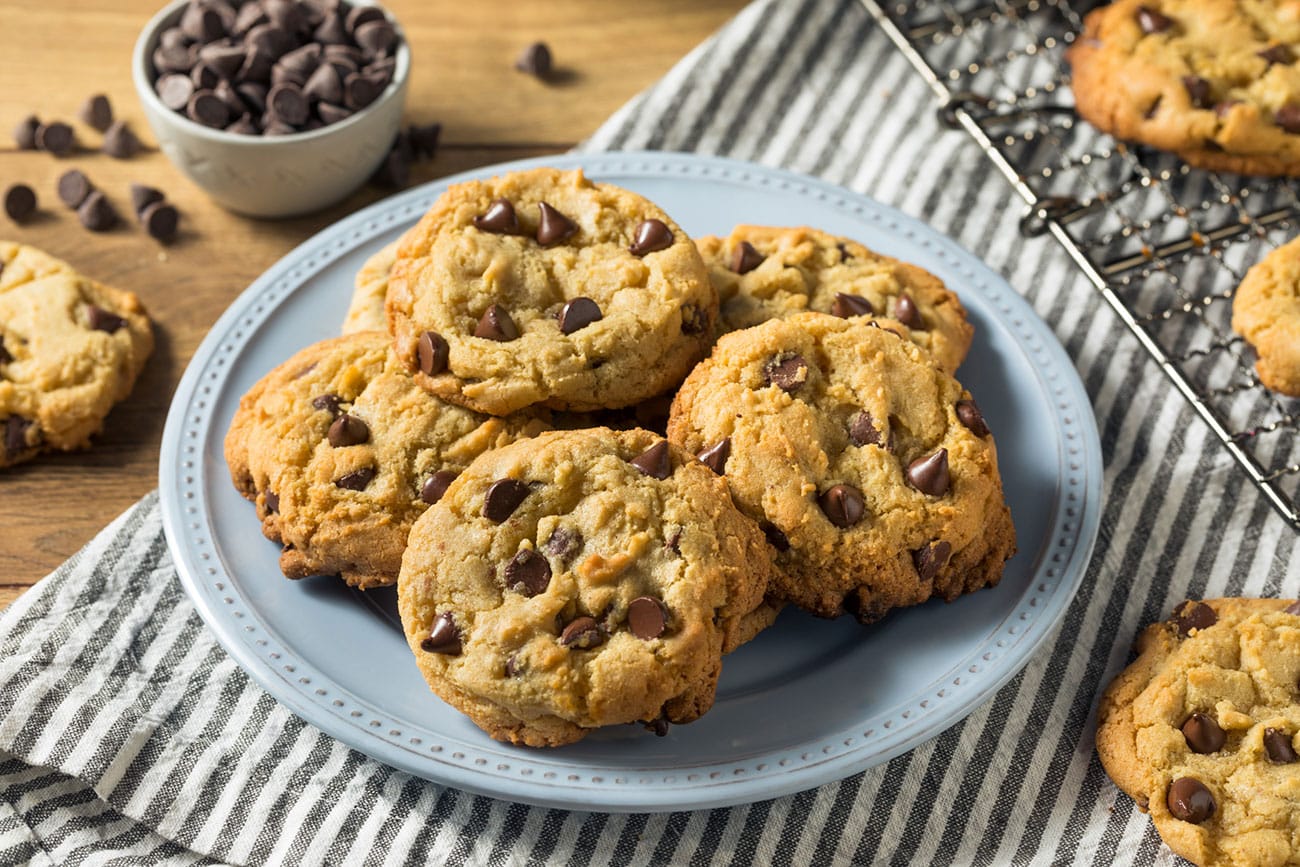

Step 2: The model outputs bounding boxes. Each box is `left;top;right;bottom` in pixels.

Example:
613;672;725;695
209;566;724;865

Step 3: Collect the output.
860;0;1300;529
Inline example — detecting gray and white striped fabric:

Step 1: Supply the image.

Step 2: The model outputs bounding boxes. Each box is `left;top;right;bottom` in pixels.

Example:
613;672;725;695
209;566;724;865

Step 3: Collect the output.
3;0;1297;863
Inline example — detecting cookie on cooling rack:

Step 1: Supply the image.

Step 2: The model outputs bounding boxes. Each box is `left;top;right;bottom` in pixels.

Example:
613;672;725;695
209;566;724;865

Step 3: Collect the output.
342;241;400;335
224;331;550;589
397;427;774;747
666;312;1015;624
1096;598;1300;867
697;226;973;372
386;167;717;415
0;241;154;468
1068;0;1300;177
1231;236;1300;396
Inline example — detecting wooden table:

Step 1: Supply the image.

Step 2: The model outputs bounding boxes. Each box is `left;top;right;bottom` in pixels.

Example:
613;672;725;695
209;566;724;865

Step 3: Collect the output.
0;0;743;608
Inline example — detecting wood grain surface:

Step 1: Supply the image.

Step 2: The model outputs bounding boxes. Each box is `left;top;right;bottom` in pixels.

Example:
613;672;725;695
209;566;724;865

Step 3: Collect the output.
0;0;742;609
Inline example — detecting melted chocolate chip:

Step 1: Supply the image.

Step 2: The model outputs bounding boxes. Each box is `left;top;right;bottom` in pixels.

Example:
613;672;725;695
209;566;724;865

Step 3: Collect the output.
913;540;952;582
1182;75;1212;109
420;470;458;505
544;527;582;562
559;616;604;649
1275;104;1300;135
680;303;709;335
836;242;852;262
417;331;449;376
630;440;672;479
762;522;790;552
421;612;462;654
503;654;523;677
536;202;577;246
894;293;924;329
906;449;950;497
1259;45;1294;65
1264;728;1298;763
327;413;369;447
627;597;667;639
1135;6;1173;34
644;717;670;737
1180;713;1225;754
87;306;127;333
831;292;873;319
697;438;730;475
4;416;32;456
0;337;10;366
1166;778;1215;824
730;240;764;274
475;304;519;341
559;297;602;334
483;479;529;522
263;490;279;513
763;353;808;392
956;399;990;437
1171;600;1217;637
505;549;551;596
311;393;342;416
335;467;375;490
628;219;672;256
819;483;865;528
473;198;521;234
849;411;882;447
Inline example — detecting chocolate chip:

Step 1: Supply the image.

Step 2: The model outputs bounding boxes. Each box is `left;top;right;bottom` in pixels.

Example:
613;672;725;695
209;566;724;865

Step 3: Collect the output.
1182;76;1212;109
1259;45;1295;65
763;353;808;393
369;148;409;188
102;122;143;160
505;549;552;596
1275;105;1300;135
894;293;924;329
13;116;39;150
157;73;196;111
680;304;708;335
698;438;730;475
153;43;195;75
264;0;305;32
313;11;346;44
1284;600;1300;615
191;61;222;90
279;43;321;77
4;185;36;223
762;522;790;552
1166;778;1215;824
421;612;462;654
414;332;449;377
475;305;519;341
628;597;666;639
409;122;440;158
311;393;342;415
316;102;352;125
78;94;113;132
345;5;385;33
355;19;395;57
559;616;604;649
233;2;266;35
1214;99;1242;119
956;399;990;437
849;410;882;447
36;122;74;156
420;470;457;505
4;416;32;456
819;483;865;528
515;41;552;77
1171;600;1217;637
342;71;383;110
263;120;297;136
503;654;522;677
629;219;673;256
267;83;309;126
327;413;369;447
335;466;376;490
1265;728;1298;763
831;293;873;319
473;198;521;234
913;540;951;582
200;42;246;78
264;490;279;513
188;90;231;128
559;298;602;334
644;717;670;737
57;170;93;209
239;47;274;83
181;3;225;42
303;62;344;103
544;527;582;562
0;337;9;366
836;242;852;262
730;240;764;274
1135;6;1173;34
484;479;529;522
536;202;578;247
663;529;682;555
1181;713;1225;754
246;24;296;60
630;440;672;479
906;449;950;497
141;202;180;244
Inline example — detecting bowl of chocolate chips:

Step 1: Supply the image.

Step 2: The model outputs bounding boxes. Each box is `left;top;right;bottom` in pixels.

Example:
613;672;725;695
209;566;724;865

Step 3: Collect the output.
133;0;409;217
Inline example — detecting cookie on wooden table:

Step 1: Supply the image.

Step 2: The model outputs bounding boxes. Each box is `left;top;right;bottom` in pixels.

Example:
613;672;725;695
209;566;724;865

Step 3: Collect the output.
342;240;400;335
1096;598;1300;867
1068;0;1300;177
386;167;717;415
697;225;973;372
224;331;551;589
1231;236;1300;396
667;312;1015;624
0;241;153;467
397;427;774;746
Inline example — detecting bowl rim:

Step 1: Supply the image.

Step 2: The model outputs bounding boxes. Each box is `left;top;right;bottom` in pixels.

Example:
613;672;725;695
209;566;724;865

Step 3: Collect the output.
131;0;411;147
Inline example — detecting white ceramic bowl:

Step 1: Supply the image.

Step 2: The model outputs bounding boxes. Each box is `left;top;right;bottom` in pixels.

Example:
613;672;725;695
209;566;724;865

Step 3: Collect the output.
132;0;410;218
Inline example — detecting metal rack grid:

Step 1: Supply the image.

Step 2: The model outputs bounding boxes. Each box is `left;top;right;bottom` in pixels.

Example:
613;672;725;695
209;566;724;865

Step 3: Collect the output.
860;0;1300;529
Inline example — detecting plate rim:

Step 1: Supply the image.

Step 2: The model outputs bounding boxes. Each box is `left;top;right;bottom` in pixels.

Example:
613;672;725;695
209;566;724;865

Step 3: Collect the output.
160;150;1102;812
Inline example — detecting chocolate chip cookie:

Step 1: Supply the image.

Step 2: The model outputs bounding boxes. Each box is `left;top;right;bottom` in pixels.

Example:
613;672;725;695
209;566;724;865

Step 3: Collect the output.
0;241;153;467
224;331;550;588
386;167;717;415
697;226;973;372
1068;1;1300;177
1231;236;1300;396
397;427;774;747
667;312;1015;624
1096;599;1300;867
342;240;399;335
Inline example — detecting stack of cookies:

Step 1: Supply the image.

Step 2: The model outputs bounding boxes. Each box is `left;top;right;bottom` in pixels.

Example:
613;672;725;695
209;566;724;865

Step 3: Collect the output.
225;167;1016;746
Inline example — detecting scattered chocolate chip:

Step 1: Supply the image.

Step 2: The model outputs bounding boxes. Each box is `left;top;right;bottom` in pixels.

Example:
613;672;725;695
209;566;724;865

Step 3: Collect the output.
1181;713;1225;754
544;527;582;562
913;540;952;582
57;170;94;209
763;353;808;393
484;479;529;522
894;293;924;329
369;148;409;188
1264;728;1298;763
1135;6;1173;34
4;184;36;223
473;198;521;234
559;297;602;334
87;305;127;333
830;292;873;319
1182;75;1212;109
127;185;164;219
629;219;672;256
906;449;950;497
35;122;75;156
327;413;369;447
819;483;865;528
335;466;376;490
409;122;440;159
4;417;32;456
311;393;342;415
421;612;462;654
102;122;144;159
1171;600;1217;637
762;522;790;552
536;202;577;246
13;116;39;150
77;192;118;232
628;597;667;640
263;490;279;513
849;410;882;447
415;332;449;377
630;440;672;479
141;202;180;243
559;616;604;649
505;549;552;596
680;304;708;335
420;470;457;505
515;41;552;78
644;717;670;736
1259;45;1295;65
1275;104;1300;135
697;438;731;475
730;240;764;274
956;399;990;437
1166;777;1215;824
78;94;113;132
1284;600;1300;615
475;305;519;341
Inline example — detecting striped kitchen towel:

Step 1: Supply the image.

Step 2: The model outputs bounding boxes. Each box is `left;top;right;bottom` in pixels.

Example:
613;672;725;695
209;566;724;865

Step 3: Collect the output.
3;0;1298;864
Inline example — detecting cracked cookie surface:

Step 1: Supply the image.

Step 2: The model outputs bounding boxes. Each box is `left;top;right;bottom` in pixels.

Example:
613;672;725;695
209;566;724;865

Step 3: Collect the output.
397;427;773;747
1232;235;1300;396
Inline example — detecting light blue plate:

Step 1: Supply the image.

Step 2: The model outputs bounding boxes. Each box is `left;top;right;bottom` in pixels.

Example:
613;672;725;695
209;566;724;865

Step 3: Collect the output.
160;152;1102;813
